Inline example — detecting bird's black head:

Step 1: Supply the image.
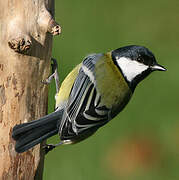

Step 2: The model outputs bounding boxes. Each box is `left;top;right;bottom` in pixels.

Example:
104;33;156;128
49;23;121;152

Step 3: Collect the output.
112;45;166;91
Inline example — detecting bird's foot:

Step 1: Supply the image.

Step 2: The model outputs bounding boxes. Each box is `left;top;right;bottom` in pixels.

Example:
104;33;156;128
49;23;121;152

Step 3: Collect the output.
43;144;56;154
42;58;60;93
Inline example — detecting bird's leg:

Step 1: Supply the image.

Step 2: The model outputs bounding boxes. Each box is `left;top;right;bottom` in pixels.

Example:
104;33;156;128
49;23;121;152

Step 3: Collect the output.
51;58;60;93
42;58;60;93
43;142;63;154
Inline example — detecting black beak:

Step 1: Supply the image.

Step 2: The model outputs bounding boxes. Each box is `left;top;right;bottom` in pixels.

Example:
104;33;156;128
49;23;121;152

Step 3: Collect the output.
151;64;167;71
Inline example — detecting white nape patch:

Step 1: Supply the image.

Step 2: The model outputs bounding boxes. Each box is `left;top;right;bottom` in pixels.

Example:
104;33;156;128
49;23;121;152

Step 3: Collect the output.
82;65;95;83
117;57;148;82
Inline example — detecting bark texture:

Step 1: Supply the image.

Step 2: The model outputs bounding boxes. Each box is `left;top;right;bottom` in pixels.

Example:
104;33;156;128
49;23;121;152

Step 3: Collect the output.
0;0;60;179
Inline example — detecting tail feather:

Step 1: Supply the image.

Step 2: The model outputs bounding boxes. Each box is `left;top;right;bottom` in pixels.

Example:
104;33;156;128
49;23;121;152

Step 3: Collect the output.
12;110;63;153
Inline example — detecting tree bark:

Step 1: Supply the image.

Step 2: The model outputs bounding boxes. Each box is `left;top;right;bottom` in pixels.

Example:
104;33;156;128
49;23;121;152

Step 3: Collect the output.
0;0;60;179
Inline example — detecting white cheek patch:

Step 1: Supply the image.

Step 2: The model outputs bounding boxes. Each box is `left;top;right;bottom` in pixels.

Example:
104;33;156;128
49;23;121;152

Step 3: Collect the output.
116;57;148;82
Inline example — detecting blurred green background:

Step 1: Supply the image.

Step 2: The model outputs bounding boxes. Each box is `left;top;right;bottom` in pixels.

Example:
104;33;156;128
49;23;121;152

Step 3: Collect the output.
44;0;179;179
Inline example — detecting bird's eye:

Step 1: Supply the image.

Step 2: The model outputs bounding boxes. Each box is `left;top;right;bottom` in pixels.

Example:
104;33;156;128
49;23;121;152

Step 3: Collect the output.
137;56;144;63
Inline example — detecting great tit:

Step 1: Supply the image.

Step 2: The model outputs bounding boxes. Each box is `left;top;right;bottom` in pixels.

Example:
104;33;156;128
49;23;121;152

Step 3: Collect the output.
12;45;166;153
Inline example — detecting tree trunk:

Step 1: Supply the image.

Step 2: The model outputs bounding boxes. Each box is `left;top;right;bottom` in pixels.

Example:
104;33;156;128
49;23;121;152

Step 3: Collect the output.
0;0;61;179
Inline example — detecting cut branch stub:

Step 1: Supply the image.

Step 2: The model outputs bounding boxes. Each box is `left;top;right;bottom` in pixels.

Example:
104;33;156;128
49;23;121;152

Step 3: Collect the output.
8;37;32;53
38;5;61;37
47;18;61;36
7;16;32;54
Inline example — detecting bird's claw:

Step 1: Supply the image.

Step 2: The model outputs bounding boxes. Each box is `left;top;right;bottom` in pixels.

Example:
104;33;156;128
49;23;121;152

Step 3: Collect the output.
43;144;56;154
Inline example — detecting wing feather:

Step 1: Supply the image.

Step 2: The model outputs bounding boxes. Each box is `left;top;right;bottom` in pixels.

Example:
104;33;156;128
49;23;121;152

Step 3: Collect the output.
59;55;110;140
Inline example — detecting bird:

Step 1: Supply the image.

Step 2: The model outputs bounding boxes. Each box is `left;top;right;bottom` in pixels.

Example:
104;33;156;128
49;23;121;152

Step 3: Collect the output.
12;45;166;154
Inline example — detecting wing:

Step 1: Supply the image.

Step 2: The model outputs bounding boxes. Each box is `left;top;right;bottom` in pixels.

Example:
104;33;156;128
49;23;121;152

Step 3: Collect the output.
59;54;110;141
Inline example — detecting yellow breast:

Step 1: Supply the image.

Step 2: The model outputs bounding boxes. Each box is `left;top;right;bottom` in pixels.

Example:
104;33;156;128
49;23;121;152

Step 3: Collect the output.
94;52;132;109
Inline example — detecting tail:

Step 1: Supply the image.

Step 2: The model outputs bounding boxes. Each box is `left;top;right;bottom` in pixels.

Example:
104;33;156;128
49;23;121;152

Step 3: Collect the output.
12;110;63;153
